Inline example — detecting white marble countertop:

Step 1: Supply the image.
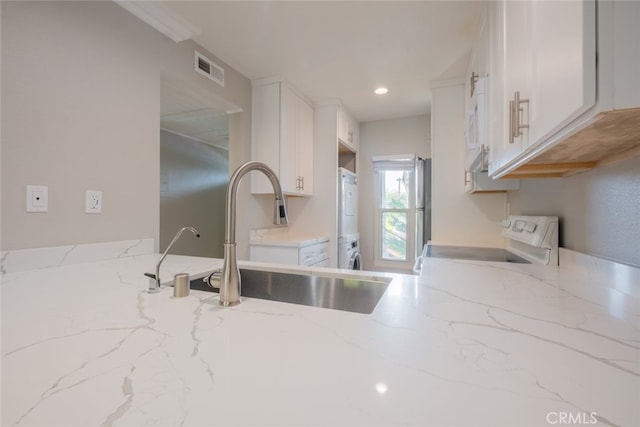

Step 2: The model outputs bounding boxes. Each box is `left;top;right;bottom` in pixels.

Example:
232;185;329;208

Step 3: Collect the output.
1;252;639;426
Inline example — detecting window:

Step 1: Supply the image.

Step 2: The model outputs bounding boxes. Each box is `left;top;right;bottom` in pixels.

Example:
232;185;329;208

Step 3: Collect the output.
373;155;424;270
380;170;409;261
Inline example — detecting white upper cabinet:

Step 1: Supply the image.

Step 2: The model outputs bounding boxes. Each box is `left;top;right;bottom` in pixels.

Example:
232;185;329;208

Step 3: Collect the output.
464;11;489;170
528;0;596;146
503;0;532;151
465;170;519;194
297;94;314;195
487;0;506;175
489;0;640;179
490;0;596;176
464;5;519;192
251;80;314;196
337;105;358;153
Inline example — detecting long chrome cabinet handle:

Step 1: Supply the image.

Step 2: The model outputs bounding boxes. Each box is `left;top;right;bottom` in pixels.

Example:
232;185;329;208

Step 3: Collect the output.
509;99;516;144
509;91;530;144
513;91;529;138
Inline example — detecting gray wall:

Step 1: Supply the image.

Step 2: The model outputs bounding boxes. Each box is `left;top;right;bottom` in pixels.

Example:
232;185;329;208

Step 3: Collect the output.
359;115;430;271
508;156;640;267
160;130;228;258
430;83;508;249
2;1;160;250
1;1;254;254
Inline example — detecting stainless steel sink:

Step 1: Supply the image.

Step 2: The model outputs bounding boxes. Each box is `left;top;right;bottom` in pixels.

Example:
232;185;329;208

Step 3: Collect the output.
189;268;390;314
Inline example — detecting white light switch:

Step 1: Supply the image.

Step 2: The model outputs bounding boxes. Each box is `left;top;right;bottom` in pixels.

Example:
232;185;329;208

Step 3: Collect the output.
26;185;48;212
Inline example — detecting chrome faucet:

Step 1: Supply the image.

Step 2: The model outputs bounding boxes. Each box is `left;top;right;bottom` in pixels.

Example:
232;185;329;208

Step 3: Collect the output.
208;161;288;306
147;226;200;293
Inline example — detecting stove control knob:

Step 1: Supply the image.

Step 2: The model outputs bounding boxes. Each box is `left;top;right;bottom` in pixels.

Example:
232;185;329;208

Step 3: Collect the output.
525;222;537;233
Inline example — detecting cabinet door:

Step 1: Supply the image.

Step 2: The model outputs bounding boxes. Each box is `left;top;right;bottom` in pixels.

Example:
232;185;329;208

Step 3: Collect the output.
297;98;314;195
529;0;596;145
337;105;348;144
250;245;299;265
251;83;281;194
487;0;507;175
503;0;532;153
490;0;596;177
279;84;299;193
346;114;358;151
465;12;489;172
251;81;315;196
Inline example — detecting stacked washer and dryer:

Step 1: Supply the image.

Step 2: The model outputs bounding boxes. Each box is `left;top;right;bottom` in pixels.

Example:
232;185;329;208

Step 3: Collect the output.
338;168;361;270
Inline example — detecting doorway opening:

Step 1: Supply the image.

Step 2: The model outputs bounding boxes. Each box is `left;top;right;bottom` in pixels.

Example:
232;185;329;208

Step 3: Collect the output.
159;77;235;257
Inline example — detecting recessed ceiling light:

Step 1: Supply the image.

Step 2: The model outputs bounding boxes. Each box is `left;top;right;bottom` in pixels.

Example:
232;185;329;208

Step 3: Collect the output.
374;87;388;95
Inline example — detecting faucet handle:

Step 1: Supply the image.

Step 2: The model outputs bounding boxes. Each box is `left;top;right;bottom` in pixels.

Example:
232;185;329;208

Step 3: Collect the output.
144;272;160;294
205;269;223;289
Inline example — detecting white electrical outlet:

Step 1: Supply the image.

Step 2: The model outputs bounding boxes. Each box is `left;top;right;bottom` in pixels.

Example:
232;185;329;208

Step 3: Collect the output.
26;185;48;212
85;190;102;214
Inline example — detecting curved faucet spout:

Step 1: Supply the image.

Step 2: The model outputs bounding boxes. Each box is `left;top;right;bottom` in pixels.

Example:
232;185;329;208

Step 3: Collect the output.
219;161;288;306
150;226;200;293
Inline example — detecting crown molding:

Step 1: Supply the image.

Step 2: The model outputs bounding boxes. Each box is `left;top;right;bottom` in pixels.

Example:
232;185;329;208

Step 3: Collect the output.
115;1;200;43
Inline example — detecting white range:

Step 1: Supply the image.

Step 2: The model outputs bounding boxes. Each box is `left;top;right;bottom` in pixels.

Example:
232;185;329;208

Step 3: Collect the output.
418;215;559;269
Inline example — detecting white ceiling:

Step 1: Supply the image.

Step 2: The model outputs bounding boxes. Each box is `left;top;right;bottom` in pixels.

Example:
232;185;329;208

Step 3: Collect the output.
160;78;229;150
160;0;485;123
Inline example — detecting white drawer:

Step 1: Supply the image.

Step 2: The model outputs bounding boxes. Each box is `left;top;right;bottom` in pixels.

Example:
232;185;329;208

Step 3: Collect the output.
311;258;330;268
299;245;317;266
298;242;330;266
251;240;330;267
315;242;329;261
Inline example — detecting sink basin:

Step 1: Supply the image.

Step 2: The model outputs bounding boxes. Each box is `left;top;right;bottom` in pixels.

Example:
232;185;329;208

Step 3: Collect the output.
189;268;390;314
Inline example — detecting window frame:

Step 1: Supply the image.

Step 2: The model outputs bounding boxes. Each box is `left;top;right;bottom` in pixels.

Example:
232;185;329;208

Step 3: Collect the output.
373;166;417;270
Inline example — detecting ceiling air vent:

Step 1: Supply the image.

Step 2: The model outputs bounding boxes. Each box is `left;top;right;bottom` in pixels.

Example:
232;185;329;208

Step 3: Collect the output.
195;51;225;87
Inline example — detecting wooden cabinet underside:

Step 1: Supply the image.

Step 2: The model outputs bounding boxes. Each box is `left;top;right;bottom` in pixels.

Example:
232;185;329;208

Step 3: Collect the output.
502;108;640;179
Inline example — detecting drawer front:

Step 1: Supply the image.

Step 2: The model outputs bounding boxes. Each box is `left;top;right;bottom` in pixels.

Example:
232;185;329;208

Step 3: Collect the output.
298;242;330;266
250;245;298;265
299;245;317;265
315;242;329;262
311;258;330;268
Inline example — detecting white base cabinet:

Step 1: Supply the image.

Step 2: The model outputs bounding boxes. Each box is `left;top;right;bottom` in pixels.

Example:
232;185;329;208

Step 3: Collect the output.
250;241;330;267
